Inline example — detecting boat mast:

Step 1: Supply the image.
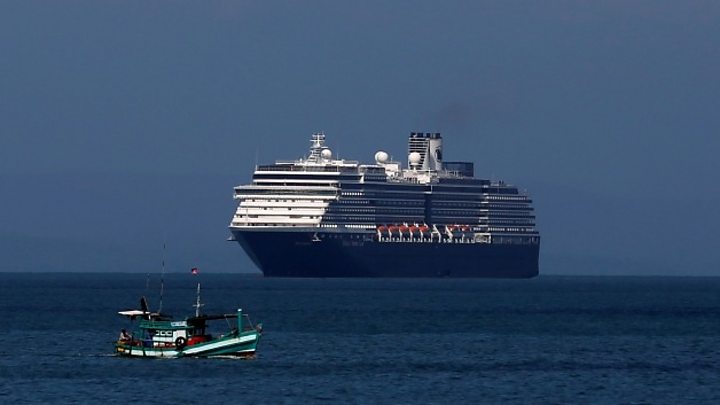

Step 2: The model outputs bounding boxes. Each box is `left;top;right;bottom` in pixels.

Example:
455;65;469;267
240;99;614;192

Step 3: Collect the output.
193;282;203;317
158;242;165;314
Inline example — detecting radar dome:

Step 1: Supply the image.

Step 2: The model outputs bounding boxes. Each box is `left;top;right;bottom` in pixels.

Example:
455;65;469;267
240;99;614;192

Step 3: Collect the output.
408;152;422;166
374;151;389;164
321;148;332;159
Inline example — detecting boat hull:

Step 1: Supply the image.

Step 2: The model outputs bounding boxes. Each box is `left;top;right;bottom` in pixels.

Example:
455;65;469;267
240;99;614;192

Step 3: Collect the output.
231;229;539;278
115;332;260;358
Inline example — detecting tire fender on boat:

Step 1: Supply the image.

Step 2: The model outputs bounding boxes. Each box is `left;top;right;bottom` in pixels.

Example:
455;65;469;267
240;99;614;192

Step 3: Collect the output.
175;337;186;349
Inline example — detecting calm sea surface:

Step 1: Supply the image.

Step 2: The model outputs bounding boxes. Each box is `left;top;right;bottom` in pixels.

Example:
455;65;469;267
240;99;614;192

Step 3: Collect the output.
0;273;718;403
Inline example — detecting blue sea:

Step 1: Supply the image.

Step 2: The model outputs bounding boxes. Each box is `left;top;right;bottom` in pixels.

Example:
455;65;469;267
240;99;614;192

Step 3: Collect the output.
0;274;718;404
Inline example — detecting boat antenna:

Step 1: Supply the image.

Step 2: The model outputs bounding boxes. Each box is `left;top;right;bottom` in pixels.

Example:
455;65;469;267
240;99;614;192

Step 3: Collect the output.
193;281;203;317
158;242;165;314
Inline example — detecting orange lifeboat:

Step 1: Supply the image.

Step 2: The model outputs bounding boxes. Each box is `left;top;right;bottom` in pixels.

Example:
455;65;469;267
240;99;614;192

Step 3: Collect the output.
377;225;388;233
388;225;399;235
399;225;410;235
419;225;429;234
409;225;420;236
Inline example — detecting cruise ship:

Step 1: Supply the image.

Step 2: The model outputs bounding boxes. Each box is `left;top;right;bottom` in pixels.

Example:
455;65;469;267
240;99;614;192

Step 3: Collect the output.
228;132;539;277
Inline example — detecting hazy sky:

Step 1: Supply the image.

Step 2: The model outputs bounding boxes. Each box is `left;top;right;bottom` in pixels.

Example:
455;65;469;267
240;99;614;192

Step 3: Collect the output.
1;1;718;275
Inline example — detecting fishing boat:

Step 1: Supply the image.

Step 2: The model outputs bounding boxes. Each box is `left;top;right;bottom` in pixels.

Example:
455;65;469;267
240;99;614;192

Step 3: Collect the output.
115;282;262;358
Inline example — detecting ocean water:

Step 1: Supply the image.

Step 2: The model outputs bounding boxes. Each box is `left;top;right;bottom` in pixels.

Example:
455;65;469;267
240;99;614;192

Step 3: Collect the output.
0;273;718;404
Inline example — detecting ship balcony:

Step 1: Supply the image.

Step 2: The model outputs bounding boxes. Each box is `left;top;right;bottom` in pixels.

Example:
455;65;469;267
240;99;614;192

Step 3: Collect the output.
234;193;338;200
236;208;327;216
239;201;330;208
256;163;360;172
231;216;322;227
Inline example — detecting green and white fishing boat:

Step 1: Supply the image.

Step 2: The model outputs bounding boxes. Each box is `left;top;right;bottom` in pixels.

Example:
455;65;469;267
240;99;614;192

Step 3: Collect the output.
115;283;262;358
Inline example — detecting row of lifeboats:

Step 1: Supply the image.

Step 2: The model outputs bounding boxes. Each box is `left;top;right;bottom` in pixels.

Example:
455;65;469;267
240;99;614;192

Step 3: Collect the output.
377;225;429;236
376;224;475;238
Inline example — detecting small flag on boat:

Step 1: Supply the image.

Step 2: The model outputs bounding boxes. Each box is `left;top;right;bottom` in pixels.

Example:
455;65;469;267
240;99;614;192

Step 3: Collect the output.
191;267;199;275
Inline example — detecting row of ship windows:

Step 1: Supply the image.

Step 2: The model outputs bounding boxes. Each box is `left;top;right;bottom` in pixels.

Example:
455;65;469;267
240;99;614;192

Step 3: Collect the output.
239;222;374;229
444;220;536;226
377;201;424;206
254;182;338;187
326;213;421;218
255;165;356;173
332;207;424;213
318;224;370;229
341;183;523;194
343;184;423;191
370;195;422;200
439;195;516;202
245;224;306;227
237;223;536;233
493;236;539;244
244;199;326;203
244;215;321;219
433;202;530;208
328;208;374;214
328;205;425;212
342;193;424;200
237;190;337;196
242;198;531;212
253;183;525;199
240;224;418;230
430;187;519;195
243;207;322;211
340;192;530;203
319;221;529;227
337;199;423;205
240;211;533;222
323;217;374;222
487;227;534;232
485;196;527;201
333;204;419;209
237;216;536;226
361;191;425;196
247;206;534;219
330;213;424;218
432;215;534;222
485;220;535;225
241;199;532;214
432;211;534;219
252;173;350;180
481;204;532;210
373;215;424;219
337;200;369;205
433;202;486;208
336;200;531;210
432;219;532;226
432;211;490;217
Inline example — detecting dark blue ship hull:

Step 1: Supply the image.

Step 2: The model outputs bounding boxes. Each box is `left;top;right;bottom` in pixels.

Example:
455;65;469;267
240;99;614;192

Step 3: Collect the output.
232;230;539;278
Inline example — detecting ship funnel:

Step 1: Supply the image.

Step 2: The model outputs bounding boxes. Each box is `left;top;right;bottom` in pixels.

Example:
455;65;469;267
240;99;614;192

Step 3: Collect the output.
408;132;442;171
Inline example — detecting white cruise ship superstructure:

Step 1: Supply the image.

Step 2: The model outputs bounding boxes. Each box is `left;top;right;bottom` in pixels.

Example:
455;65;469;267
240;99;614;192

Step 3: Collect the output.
229;132;539;277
